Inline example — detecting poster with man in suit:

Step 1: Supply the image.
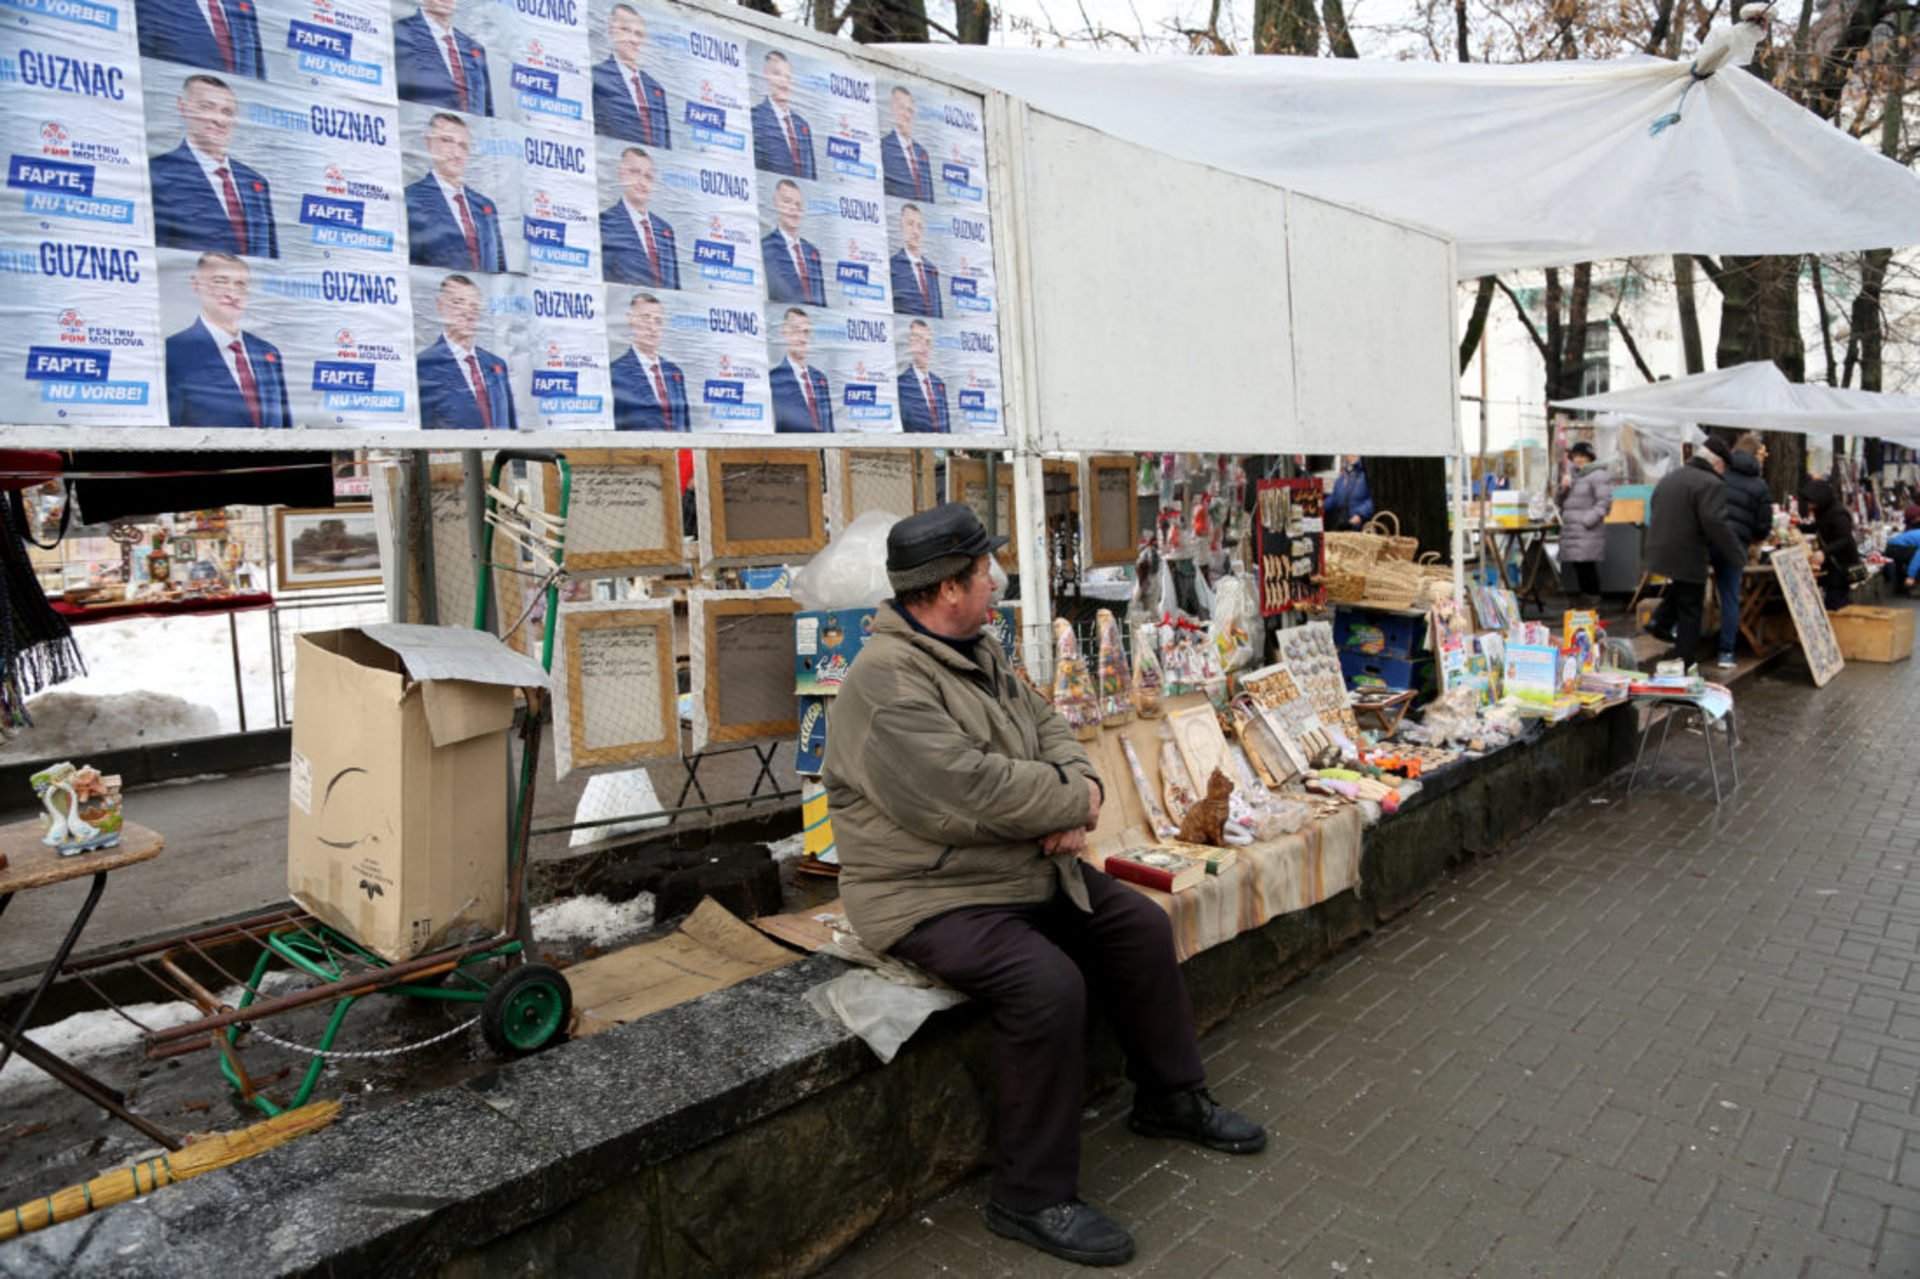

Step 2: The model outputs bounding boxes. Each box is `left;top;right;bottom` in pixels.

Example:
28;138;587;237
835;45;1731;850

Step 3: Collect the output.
760;178;823;306
588;0;749;157
896;319;949;434
595;135;760;298
881;86;933;202
600;147;677;289
609;290;686;431
149;74;279;258
138;0;265;79
394;0;492;115
767;306;831;433
750;50;813;179
163;251;290;428
405;110;508;271
414;271;516;430
889;202;941;319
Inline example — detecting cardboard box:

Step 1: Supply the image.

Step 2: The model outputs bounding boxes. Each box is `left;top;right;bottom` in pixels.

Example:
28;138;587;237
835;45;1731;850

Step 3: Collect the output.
287;625;551;963
1828;606;1914;663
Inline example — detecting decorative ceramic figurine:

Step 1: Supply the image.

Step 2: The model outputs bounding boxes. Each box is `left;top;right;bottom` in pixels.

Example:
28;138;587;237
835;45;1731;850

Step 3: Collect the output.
31;762;123;855
1177;768;1235;847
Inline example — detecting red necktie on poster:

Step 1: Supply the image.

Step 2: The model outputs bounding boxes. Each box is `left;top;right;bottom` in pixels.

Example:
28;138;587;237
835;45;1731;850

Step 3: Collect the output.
228;340;262;428
633;75;653;142
206;0;237;73
641;217;661;284
783;114;802;173
215;166;249;252
649;361;672;429
914;259;929;310
445;34;469;112
454;191;482;268
465;354;495;429
800;368;820;431
791;240;807;299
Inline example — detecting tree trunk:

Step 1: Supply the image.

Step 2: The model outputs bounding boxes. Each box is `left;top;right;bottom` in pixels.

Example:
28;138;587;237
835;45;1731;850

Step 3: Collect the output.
1253;0;1319;54
736;0;779;14
954;0;991;43
1550;263;1592;404
847;0;926;43
1322;0;1358;57
1712;255;1804;382
1361;459;1450;559
1460;277;1495;373
1673;254;1704;375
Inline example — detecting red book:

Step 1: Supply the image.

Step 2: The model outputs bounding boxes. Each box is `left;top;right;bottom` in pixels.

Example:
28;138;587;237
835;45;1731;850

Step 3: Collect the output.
1104;847;1205;894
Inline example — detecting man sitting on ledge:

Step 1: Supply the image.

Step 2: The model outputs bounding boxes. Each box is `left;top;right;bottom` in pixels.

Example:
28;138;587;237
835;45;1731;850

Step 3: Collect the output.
822;503;1266;1267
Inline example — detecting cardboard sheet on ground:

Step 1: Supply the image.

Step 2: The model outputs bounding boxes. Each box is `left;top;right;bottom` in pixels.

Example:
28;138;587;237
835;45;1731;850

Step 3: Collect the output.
565;899;797;1036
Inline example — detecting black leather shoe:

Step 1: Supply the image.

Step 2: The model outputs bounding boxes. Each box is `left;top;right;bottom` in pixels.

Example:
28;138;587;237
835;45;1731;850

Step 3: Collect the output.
1643;622;1675;644
1129;1087;1268;1154
984;1198;1135;1266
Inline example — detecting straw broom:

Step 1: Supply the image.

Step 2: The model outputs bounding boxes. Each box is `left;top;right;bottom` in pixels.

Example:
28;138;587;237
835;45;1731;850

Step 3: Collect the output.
0;1100;340;1241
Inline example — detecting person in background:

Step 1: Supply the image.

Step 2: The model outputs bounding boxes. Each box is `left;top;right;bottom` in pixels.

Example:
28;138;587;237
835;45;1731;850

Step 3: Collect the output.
1799;479;1862;611
1643;444;1746;668
1883;523;1920;595
1325;455;1373;530
1554;441;1612;610
1901;486;1920;531
1710;433;1774;668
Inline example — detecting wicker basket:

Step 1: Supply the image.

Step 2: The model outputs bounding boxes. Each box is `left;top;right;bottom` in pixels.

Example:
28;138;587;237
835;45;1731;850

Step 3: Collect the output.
1324;531;1384;571
1325;562;1369;602
1366;512;1420;562
1360;557;1423;610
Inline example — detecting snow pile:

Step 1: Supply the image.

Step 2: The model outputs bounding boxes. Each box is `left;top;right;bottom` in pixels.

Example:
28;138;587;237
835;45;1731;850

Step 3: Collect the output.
767;832;806;863
532;893;656;949
0;689;220;764
0;1000;212;1101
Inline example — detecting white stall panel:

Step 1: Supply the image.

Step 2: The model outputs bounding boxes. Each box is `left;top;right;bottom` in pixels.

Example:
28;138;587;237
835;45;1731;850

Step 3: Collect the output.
1017;111;1300;457
1287;194;1457;457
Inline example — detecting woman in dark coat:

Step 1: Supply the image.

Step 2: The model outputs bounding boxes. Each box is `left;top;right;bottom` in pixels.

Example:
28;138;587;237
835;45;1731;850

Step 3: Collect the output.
1799;479;1861;611
1554;441;1612;606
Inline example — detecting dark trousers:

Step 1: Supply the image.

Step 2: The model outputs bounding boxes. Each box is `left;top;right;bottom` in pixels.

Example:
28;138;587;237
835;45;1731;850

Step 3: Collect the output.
1571;561;1600;597
890;867;1206;1212
1709;551;1744;654
1651;579;1707;663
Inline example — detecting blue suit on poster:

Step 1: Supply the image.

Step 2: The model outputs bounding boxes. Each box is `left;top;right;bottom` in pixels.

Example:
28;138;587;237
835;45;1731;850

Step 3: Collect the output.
600;204;679;289
593;59;671;147
890;251;942;318
881;133;934;201
762;230;824;306
138;0;266;78
610;349;689;431
897;367;949;434
416;336;516;431
394;11;493;115
165;319;290;428
770;360;833;434
751;100;815;179
407;176;507;272
151;144;278;258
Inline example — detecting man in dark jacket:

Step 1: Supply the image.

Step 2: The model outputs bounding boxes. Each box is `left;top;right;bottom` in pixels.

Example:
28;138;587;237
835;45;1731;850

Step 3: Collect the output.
1709;433;1774;667
1644;447;1748;668
823;505;1265;1267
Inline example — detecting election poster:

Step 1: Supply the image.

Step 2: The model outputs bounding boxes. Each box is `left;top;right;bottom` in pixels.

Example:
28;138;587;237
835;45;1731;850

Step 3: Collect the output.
586;0;752;160
512;123;599;278
399;101;518;274
764;303;896;435
143;59;408;264
0;34;153;246
407;264;522;430
506;274;612;430
605;284;767;433
390;0;498;117
158;247;416;428
886;196;994;321
928;313;1002;436
5;0;136;53
137;0;399;96
595;134;759;298
476;0;593;135
879;76;989;211
0;234;163;425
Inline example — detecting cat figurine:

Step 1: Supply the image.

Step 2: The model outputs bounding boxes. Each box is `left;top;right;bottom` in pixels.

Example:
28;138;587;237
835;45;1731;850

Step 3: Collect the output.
1177;767;1235;847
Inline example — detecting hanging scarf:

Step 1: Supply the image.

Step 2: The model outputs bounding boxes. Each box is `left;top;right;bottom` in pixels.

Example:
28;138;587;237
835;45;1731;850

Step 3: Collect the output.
0;490;84;728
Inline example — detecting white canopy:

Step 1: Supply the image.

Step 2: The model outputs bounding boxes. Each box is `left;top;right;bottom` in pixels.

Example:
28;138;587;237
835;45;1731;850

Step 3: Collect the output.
1551;361;1920;437
888;47;1920;278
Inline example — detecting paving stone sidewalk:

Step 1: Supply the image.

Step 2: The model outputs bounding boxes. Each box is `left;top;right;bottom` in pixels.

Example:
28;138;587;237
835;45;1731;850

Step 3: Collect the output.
824;656;1920;1277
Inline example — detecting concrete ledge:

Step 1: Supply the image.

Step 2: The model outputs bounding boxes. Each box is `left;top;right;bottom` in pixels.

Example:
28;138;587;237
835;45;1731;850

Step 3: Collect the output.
2;708;1638;1278
0;729;291;799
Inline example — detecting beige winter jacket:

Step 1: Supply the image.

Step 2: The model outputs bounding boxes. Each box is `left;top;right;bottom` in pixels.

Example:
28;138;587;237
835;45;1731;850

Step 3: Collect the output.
822;603;1102;955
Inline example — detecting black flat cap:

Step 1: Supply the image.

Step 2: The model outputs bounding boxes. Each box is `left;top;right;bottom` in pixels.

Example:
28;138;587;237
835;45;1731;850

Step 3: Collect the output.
887;503;1007;592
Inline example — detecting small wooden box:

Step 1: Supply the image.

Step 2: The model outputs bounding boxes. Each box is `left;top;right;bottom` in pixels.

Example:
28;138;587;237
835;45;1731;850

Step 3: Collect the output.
1827;606;1914;663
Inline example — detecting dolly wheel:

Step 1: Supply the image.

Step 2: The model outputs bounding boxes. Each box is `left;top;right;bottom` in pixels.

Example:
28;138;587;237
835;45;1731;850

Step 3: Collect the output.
482;963;572;1057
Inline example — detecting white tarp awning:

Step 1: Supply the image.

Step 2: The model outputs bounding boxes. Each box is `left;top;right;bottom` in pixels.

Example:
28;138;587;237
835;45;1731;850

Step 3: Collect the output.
1551;361;1920;437
887;47;1920;278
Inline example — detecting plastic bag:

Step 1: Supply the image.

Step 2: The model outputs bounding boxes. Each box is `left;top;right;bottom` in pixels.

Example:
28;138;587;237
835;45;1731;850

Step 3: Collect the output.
1210;574;1262;673
1131;620;1165;718
1093;609;1133;725
790;509;899;610
1051;618;1101;740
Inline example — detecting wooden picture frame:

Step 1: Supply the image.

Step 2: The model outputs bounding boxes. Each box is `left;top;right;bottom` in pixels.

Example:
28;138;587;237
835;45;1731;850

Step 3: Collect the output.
946;456;1016;569
542;450;682;574
688;590;801;751
273;505;381;592
827;448;939;528
554;601;678;774
1771;544;1844;688
695;450;827;566
1087;456;1140;566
